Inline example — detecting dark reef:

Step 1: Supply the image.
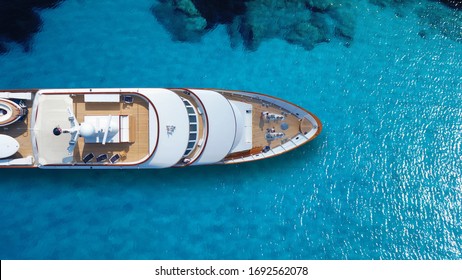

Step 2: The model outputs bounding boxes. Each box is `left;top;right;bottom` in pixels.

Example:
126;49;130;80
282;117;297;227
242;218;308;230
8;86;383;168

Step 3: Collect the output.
417;1;462;42
152;0;247;42
153;0;355;50
369;0;461;43
370;0;462;9
0;0;460;55
238;0;356;50
439;0;462;9
0;0;63;53
153;0;461;51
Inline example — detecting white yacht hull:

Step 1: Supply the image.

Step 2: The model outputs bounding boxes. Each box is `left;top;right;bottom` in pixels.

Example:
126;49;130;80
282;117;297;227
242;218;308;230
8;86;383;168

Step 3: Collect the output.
0;88;322;169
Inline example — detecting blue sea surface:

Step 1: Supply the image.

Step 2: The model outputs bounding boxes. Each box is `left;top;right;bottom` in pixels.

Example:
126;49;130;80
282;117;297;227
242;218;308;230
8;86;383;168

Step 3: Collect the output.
0;0;461;259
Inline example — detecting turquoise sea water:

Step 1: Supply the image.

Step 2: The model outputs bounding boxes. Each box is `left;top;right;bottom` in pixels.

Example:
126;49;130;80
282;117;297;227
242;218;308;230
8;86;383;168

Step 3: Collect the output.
0;0;461;259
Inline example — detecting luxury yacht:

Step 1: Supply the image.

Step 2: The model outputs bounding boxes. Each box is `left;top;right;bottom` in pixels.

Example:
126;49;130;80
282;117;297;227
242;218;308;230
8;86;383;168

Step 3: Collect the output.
0;89;321;168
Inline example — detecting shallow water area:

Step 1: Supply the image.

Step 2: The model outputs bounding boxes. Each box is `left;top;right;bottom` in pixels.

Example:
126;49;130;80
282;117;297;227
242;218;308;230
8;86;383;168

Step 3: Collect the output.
0;0;461;259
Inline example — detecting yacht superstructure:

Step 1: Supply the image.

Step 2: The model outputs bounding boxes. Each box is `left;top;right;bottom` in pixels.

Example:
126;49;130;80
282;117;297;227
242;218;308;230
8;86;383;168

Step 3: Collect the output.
0;88;322;168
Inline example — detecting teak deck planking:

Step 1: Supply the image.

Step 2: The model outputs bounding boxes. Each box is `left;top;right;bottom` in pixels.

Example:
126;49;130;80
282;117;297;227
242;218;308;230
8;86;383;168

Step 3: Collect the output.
221;92;304;158
71;95;149;163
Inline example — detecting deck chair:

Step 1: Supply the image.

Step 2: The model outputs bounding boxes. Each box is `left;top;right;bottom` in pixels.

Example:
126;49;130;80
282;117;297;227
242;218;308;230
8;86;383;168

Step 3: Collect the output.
96;154;108;163
109;153;121;164
123;95;134;104
83;153;94;163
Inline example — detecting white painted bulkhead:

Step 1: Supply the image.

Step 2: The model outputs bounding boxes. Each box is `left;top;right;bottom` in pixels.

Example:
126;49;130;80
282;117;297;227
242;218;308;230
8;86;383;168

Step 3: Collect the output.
139;89;189;168
189;89;237;165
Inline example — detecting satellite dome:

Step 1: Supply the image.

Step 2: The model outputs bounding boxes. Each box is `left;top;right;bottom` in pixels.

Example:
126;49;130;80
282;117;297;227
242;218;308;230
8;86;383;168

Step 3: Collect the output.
79;122;95;137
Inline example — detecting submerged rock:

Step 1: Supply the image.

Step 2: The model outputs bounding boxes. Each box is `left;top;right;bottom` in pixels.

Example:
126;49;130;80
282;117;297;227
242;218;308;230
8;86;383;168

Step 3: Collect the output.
240;0;323;50
189;0;247;25
0;0;63;53
152;0;461;50
0;44;7;54
152;0;207;41
153;0;356;50
369;0;462;10
153;0;247;42
369;0;413;7
329;3;356;41
417;2;462;42
370;0;461;9
418;29;428;39
439;0;462;9
240;0;355;50
369;0;461;42
306;0;337;10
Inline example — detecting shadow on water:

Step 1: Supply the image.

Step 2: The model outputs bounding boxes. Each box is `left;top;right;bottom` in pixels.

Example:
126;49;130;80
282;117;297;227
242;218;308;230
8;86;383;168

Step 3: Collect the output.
0;0;63;53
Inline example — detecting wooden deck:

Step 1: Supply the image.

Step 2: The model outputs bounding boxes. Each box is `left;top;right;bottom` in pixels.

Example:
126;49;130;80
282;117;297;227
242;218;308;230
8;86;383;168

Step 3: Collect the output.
300;118;313;134
221;91;304;159
0;100;34;160
71;94;149;164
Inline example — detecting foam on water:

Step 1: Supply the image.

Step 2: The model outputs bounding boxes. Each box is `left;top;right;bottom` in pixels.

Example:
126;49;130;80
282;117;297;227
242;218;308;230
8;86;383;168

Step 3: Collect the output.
0;0;461;259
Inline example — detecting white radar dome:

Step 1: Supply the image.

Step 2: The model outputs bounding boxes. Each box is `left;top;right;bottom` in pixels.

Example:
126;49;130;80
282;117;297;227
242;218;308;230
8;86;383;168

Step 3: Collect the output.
79;122;95;137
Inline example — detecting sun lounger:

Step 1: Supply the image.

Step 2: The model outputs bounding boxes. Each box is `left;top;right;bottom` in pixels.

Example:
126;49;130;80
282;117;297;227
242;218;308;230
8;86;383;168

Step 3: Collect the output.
96;154;108;163
109;154;120;164
82;153;94;163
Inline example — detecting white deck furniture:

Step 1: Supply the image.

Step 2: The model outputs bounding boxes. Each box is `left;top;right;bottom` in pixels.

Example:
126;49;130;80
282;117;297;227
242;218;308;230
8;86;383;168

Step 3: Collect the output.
83;115;119;143
119;115;130;142
0;156;34;166
0;92;32;100
84;94;119;102
83;115;133;144
229;100;253;153
0;134;20;158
